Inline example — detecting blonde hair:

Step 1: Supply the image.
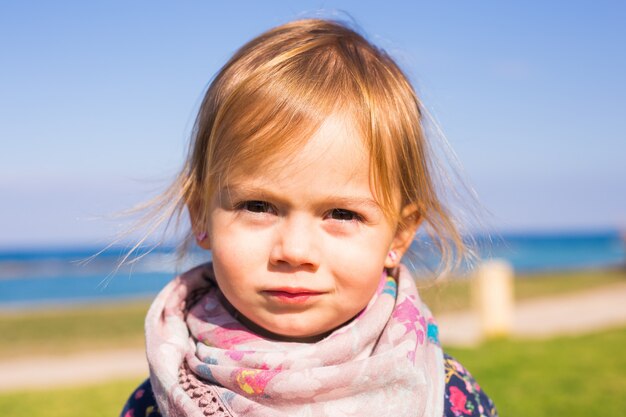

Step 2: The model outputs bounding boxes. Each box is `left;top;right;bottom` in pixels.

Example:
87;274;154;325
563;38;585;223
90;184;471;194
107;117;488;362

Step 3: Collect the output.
145;18;467;272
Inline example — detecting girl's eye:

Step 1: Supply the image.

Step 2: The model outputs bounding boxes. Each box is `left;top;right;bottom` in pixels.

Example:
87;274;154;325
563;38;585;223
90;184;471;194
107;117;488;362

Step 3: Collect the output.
328;208;361;222
237;200;275;214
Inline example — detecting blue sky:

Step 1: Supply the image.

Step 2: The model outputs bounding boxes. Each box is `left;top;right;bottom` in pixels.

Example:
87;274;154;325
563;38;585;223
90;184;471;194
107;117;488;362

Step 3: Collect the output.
1;1;625;247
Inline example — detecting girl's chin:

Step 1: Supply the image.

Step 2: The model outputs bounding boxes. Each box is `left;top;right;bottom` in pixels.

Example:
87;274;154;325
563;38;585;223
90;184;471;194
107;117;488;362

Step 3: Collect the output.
240;314;333;343
219;294;358;342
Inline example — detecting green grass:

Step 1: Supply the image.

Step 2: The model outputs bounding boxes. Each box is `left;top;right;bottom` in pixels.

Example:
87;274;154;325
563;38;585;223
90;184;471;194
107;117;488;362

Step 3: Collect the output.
446;326;626;417
0;378;143;417
1;327;624;417
420;268;625;314
0;300;149;358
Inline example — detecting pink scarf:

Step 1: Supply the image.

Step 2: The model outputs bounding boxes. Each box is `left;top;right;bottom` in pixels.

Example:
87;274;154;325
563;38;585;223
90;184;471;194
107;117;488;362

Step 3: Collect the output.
146;263;444;417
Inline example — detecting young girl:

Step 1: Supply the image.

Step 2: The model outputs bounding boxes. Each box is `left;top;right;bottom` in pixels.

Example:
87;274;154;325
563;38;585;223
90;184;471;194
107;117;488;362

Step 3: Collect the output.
121;19;497;417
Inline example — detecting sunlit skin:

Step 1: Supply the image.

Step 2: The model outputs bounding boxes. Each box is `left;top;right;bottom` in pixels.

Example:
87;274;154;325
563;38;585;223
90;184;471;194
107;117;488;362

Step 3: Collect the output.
194;115;419;341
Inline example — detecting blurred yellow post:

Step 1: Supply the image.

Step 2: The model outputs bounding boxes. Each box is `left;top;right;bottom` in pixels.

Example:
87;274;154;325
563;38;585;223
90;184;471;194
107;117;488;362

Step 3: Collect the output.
473;259;514;339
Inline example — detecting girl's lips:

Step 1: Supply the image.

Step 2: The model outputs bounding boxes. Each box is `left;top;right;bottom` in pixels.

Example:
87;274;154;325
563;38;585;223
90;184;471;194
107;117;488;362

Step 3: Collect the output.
263;289;324;304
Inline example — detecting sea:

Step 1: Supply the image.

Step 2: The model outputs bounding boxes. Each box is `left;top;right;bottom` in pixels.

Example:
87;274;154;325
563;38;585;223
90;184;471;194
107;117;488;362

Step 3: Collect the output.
0;231;624;309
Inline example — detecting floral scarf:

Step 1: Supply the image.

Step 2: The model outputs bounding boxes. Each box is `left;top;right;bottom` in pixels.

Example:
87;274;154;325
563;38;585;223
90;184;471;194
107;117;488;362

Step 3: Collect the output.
145;263;444;417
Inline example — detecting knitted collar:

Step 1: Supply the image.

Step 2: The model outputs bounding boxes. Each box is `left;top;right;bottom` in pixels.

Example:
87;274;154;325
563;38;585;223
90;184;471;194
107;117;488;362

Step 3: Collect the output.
146;263;444;417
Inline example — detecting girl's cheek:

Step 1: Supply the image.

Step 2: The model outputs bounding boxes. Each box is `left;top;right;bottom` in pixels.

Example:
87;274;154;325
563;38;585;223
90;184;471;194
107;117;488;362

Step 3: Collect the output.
327;237;379;263
226;230;271;255
211;219;263;257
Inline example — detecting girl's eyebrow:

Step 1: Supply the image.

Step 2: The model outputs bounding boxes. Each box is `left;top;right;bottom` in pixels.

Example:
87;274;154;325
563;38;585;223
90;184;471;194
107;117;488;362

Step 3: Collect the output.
324;196;382;211
218;184;271;201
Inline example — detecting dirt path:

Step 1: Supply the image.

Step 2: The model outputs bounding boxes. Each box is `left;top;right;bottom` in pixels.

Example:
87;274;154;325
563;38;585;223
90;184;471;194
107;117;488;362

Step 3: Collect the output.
0;348;147;392
438;281;626;346
2;282;626;392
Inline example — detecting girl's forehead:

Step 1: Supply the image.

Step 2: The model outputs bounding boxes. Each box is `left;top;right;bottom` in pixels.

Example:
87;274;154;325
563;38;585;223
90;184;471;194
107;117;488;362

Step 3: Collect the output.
228;115;369;180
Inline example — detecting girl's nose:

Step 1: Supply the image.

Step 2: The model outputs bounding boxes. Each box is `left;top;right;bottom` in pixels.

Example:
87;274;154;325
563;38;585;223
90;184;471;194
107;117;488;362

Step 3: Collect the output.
269;216;319;270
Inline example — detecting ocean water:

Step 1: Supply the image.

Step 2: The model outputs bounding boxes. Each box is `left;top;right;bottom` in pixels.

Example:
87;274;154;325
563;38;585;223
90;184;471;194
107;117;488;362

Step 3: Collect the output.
0;247;207;308
474;232;624;272
0;232;624;308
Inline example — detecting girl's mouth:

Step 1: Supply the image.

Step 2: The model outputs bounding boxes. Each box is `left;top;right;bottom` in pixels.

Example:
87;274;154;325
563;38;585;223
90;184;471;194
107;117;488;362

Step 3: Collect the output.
263;288;324;304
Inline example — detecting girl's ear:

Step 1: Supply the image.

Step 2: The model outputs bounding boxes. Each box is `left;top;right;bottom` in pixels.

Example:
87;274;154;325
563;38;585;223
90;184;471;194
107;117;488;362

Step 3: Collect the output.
384;204;422;268
187;200;211;251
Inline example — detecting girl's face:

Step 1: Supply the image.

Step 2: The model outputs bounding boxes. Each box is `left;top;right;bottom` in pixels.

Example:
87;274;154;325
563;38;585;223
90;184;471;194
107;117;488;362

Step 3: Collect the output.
200;115;414;340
